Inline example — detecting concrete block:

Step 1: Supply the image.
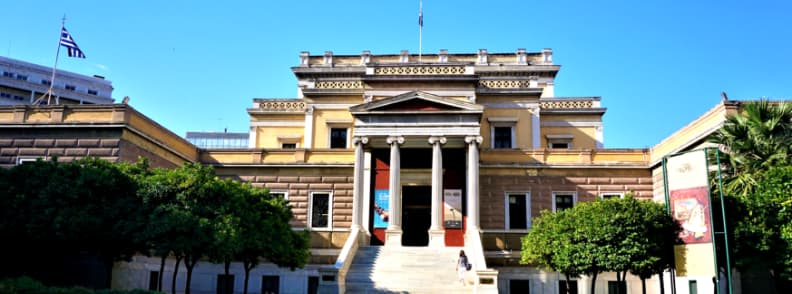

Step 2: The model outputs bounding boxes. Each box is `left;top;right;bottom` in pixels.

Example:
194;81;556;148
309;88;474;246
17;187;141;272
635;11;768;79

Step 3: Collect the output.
0;139;12;147
322;176;348;183
33;139;55;147
1;148;18;156
55;139;77;147
14;139;34;147
100;138;121;147
278;176;299;182
18;148;47;156
299;176;322;183
65;148;88;156
77;139;100;147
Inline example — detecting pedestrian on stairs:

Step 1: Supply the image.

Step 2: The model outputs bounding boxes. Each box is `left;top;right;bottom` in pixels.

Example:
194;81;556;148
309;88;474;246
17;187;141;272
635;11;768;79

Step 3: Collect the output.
457;250;470;285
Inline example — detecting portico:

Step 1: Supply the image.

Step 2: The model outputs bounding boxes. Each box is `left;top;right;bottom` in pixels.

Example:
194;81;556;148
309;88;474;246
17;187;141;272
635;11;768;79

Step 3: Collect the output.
348;91;483;247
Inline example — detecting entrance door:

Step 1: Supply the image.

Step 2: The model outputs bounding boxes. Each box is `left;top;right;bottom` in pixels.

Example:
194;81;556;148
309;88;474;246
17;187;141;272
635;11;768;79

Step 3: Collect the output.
402;186;431;246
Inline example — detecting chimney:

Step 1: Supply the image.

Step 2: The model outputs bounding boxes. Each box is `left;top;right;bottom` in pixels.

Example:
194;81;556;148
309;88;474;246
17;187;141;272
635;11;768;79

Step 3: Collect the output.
299;51;310;67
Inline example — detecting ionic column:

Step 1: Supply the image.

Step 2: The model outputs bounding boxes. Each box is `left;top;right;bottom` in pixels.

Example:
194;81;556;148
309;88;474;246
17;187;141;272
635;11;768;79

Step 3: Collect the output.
351;136;368;231
428;136;447;247
465;135;483;233
385;136;404;246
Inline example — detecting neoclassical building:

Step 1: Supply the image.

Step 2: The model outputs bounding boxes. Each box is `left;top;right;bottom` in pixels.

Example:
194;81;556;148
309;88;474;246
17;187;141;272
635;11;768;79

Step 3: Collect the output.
0;49;740;294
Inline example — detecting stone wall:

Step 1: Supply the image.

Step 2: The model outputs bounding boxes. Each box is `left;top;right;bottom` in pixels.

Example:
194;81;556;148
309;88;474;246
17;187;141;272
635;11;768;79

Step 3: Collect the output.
0;128;122;167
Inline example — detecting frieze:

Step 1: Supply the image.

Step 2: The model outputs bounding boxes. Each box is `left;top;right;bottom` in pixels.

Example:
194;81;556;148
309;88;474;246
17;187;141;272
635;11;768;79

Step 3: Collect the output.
540;100;594;109
373;66;465;75
258;101;306;112
315;80;363;89
479;80;530;88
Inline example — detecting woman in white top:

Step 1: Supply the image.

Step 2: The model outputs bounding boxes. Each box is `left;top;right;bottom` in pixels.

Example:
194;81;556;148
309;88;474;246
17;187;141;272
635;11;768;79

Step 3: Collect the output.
456;250;469;285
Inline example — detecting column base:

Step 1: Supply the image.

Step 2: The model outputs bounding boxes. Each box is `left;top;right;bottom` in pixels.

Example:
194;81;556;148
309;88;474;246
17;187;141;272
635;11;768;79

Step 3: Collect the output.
385;229;403;247
428;229;446;247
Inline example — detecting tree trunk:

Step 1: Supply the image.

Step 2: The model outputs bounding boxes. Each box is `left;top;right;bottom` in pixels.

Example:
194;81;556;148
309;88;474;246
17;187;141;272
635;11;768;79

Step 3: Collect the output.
565;274;572;294
642;277;647;294
659;271;665;294
590;272;598;294
244;261;253;294
171;255;182;294
224;260;230;276
184;255;197;294
158;255;166;292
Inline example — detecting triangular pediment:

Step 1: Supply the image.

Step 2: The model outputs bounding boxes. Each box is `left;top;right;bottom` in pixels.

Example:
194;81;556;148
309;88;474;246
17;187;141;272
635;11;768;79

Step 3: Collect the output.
350;91;483;113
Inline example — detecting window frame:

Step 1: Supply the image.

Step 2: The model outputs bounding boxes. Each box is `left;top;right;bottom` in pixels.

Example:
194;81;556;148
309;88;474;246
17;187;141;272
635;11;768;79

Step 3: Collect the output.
269;190;289;200
308;191;333;230
281;143;297;149
504;192;531;230
546;134;574;149
65;84;76;91
328;127;349;149
552;192;577;212
488;117;518;149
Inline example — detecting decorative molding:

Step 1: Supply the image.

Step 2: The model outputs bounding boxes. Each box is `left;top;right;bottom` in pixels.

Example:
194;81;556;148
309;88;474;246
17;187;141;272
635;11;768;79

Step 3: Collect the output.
478;80;532;88
465;135;483;145
250;121;305;127
352;136;369;145
258;101;306;112
314;80;363;89
386;136;405;145
540;100;594;109
540;121;603;127
373;66;466;75
428;136;447;145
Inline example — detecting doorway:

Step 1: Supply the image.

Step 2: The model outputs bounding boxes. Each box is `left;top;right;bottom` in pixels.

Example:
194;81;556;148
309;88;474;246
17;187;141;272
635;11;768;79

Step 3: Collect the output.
402;186;431;246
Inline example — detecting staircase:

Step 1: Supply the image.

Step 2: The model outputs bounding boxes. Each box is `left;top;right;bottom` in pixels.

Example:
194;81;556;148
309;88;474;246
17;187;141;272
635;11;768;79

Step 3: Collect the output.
344;246;476;293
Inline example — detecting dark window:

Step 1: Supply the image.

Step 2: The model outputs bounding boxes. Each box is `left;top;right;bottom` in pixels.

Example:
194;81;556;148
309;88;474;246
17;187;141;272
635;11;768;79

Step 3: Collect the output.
307;276;319;294
311;193;330;228
282;143;296;149
2;71;13;78
216;274;234;294
0;93;10;98
330;128;347;148
261;275;279;294
601;193;621;200
65;84;76;91
507;194;528;229
494;126;512;149
689;280;697;294
555;194;574;212
88;89;98;95
13;95;24;101
148;271;160;291
550;142;570;149
510;279;530;294
16;75;27;81
559;280;578;294
41;79;52;86
608;281;627;294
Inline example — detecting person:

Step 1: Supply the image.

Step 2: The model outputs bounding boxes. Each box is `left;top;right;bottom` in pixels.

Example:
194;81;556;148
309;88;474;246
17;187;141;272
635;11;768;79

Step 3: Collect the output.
457;250;469;285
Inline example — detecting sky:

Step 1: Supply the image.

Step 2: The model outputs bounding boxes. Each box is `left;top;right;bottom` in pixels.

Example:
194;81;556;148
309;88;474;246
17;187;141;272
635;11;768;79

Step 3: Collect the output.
2;0;790;148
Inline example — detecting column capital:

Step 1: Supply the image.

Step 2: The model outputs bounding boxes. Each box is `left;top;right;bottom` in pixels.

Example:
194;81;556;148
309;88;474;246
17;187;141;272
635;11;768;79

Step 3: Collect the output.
465;135;483;145
386;136;405;145
428;136;447;145
352;136;369;145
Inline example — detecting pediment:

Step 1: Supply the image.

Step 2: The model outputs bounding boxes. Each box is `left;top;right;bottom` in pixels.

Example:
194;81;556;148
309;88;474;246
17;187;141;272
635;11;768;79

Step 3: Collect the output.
350;91;483;113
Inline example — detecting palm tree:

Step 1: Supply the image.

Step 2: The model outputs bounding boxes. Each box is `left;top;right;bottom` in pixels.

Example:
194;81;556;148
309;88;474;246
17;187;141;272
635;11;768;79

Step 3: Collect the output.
708;99;792;196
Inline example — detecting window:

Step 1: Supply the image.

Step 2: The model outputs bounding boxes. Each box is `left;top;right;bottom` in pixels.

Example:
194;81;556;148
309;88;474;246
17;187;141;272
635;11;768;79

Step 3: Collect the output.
510;279;530;294
553;193;576;212
282;143;297;149
13;95;24;101
307;276;319;294
310;192;332;229
549;142;570;149
600;192;624;200
608;281;627;294
41;79;51;86
0;92;11;99
148;271;160;291
559;280;578;294
269;191;288;200
216;274;234;294
493;127;513;149
329;128;348;148
261;275;279;294
688;280;698;294
16;75;27;81
65;84;76;91
546;134;574;149
88;89;98;95
505;192;530;230
16;157;40;165
2;71;13;78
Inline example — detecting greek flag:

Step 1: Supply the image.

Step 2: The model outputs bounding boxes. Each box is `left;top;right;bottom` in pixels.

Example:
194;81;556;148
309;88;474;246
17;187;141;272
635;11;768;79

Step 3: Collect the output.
60;27;85;58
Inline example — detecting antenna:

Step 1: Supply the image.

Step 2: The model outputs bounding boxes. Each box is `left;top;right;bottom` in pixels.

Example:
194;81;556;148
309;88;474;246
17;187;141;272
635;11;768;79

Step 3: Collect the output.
418;0;423;62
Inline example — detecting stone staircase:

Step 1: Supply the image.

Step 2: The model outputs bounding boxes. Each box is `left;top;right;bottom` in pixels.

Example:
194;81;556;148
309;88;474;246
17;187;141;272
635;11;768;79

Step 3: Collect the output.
344;246;476;293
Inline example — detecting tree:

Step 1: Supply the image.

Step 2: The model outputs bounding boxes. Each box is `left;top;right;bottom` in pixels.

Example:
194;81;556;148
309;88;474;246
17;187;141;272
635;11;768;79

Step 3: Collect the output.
708;99;792;197
522;195;679;294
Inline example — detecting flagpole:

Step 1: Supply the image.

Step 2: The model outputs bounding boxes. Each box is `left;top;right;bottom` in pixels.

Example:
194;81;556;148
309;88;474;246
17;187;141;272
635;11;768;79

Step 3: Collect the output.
45;16;66;105
419;0;423;63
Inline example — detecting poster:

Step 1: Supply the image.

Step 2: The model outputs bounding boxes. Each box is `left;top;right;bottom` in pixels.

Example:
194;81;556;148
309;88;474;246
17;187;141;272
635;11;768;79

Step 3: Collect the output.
443;189;463;228
373;189;389;228
670;186;712;244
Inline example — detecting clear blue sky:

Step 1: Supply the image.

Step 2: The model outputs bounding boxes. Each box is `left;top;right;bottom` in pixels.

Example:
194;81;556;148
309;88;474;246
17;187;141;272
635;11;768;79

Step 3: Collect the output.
3;0;790;148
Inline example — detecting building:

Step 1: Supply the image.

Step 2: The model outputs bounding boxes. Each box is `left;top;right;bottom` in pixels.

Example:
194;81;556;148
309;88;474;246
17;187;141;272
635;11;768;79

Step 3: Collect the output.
186;131;249;149
0;49;752;294
0;56;114;105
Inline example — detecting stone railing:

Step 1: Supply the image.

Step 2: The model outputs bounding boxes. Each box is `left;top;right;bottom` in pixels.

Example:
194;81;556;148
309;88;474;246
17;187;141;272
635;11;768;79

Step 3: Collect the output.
540;98;595;109
315;81;363;89
479;80;532;88
373;66;466;75
254;100;306;112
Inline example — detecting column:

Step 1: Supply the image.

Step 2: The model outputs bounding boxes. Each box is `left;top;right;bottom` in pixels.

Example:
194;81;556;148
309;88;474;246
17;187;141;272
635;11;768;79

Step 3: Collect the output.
351;136;368;231
385;136;404;246
428;136;447;247
465;135;483;233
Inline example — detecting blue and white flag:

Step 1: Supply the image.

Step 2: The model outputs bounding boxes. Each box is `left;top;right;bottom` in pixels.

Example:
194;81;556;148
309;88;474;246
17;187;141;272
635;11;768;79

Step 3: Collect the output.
60;27;85;58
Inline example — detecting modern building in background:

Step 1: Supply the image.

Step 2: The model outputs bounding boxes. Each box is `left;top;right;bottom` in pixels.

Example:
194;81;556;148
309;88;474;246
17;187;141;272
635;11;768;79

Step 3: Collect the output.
0;48;755;294
185;131;248;149
0;56;113;105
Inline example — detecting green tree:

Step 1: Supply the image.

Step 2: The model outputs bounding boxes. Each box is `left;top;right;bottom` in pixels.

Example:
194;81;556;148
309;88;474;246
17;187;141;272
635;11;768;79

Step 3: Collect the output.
521;209;580;294
708;99;792;197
